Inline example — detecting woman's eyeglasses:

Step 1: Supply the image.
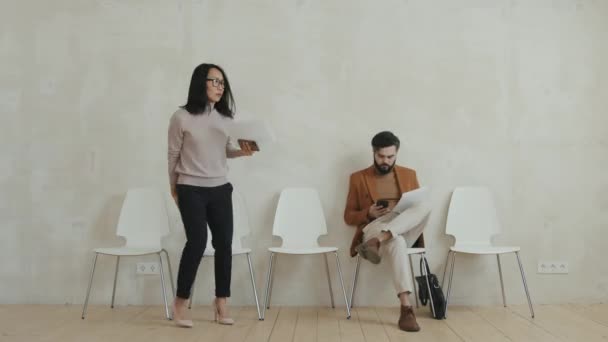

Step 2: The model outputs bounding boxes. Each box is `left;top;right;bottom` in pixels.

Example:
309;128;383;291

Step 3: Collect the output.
206;78;225;89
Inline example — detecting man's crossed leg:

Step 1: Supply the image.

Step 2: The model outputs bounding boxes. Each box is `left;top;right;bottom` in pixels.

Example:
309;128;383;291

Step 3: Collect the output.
355;202;431;332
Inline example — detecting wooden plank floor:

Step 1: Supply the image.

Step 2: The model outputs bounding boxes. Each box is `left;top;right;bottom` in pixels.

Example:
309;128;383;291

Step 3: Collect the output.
1;304;607;341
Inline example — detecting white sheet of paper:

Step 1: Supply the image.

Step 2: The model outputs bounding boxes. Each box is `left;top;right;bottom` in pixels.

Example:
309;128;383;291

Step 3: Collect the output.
392;187;429;214
226;119;275;143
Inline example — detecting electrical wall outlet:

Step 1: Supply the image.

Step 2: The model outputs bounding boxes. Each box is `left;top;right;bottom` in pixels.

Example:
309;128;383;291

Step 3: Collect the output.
537;261;569;274
136;262;160;275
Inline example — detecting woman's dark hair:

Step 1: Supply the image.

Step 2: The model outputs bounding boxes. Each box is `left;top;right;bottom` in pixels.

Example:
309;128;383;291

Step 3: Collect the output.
371;131;400;151
181;63;235;118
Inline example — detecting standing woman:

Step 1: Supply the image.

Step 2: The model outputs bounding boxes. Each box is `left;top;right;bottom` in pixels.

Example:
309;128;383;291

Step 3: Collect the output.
168;63;253;328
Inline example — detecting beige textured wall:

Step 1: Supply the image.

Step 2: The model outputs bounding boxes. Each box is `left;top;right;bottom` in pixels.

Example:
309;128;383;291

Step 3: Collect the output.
1;0;607;307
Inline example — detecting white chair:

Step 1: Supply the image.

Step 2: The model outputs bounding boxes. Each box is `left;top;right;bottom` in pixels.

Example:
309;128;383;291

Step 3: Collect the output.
442;187;534;318
262;188;351;319
188;191;262;320
349;248;434;311
81;188;175;320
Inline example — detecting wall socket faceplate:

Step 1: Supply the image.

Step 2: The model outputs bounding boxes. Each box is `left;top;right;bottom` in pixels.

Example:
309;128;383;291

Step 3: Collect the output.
136;262;160;275
537;261;569;274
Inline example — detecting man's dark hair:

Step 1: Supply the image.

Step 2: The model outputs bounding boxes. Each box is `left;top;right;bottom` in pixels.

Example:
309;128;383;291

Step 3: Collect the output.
371;131;400;151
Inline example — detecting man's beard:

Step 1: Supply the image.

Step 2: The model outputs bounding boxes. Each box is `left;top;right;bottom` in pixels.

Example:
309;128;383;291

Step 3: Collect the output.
374;160;395;175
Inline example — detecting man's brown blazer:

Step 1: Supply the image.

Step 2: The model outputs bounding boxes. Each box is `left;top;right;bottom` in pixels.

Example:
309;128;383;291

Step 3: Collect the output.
344;165;425;256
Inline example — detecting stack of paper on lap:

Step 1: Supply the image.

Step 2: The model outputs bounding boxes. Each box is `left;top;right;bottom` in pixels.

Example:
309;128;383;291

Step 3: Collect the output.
392;187;429;214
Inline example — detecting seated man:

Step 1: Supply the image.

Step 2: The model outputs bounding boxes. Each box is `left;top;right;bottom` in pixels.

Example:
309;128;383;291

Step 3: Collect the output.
344;131;430;332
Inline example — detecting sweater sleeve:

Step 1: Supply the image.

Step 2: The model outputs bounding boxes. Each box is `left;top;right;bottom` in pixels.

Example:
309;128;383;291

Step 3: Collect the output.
167;113;183;188
226;136;241;152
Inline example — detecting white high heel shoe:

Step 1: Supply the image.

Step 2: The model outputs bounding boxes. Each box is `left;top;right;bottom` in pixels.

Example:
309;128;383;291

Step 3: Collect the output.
172;301;193;328
213;298;235;325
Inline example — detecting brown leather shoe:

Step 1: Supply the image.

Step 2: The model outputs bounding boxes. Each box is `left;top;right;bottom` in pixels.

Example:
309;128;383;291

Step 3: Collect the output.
350;228;364;257
398;305;420;332
355;237;381;264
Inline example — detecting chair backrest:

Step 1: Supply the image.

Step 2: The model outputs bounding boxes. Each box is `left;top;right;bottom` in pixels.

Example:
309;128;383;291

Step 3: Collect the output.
116;187;170;249
205;190;250;251
272;188;328;249
445;187;501;247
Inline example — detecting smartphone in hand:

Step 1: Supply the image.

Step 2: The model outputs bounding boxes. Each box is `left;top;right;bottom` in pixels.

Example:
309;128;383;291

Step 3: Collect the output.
376;199;389;209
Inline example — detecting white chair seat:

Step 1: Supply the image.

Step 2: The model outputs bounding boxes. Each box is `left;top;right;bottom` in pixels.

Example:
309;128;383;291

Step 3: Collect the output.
82;188;174;321
203;247;252;256
268;246;338;255
263;188;350;319
443;187;534;319
407;247;426;255
94;247;162;256
450;245;520;255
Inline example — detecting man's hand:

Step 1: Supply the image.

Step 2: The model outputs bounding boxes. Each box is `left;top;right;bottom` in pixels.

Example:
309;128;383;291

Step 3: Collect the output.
368;204;390;220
